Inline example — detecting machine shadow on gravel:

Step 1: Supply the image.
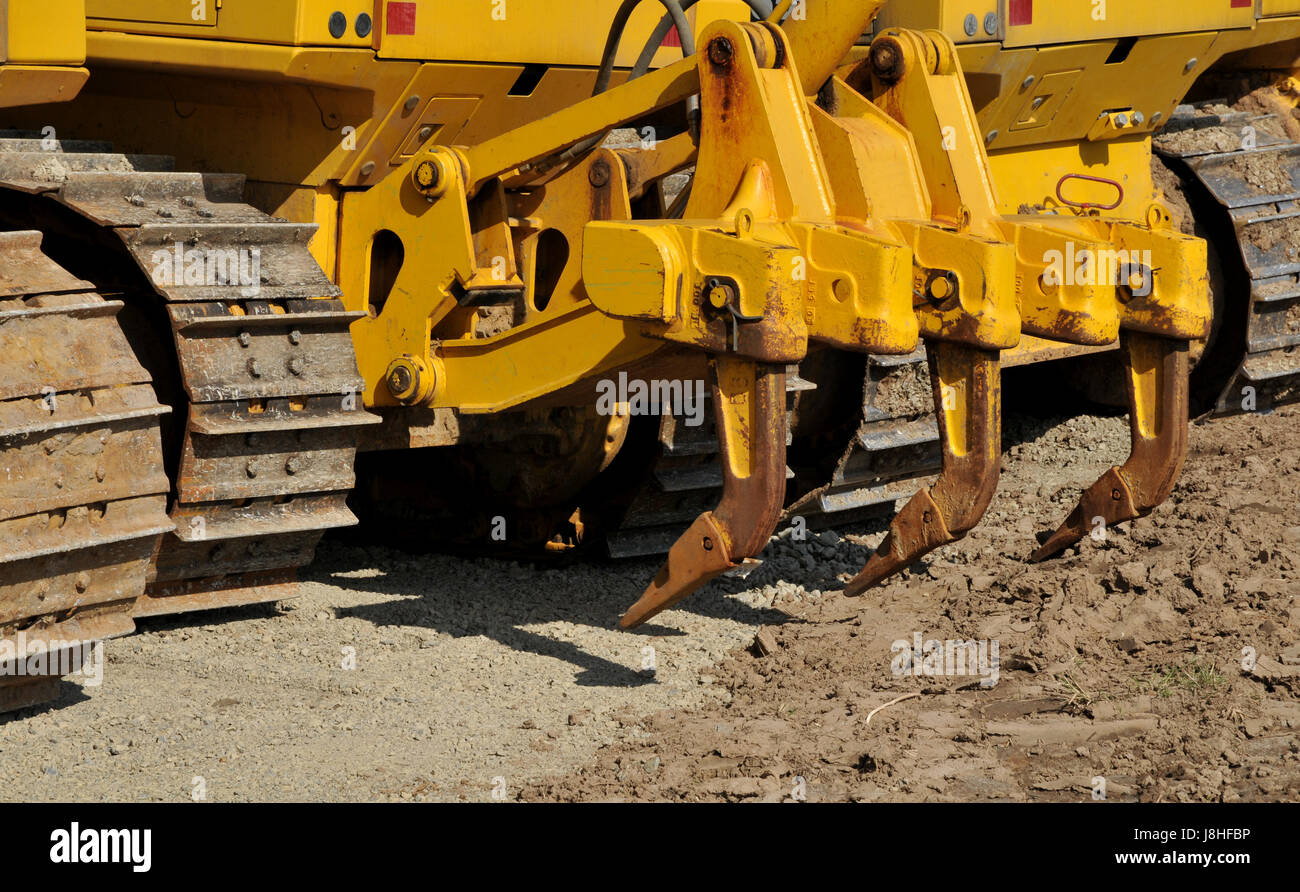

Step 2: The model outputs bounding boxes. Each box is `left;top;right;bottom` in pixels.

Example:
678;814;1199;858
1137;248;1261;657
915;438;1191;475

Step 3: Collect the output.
310;549;788;686
305;368;1130;684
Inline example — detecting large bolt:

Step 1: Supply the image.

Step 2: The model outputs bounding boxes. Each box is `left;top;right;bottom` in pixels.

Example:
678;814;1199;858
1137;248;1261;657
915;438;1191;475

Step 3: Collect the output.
869;38;905;84
414;159;441;193
588;161;611;189
387;365;413;396
385;356;435;404
708;36;734;67
926;271;959;304
704;277;735;309
288;356;305;376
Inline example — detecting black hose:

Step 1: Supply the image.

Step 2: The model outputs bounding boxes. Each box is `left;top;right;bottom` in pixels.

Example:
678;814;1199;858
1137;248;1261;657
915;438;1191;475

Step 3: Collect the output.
632;0;771;79
592;0;695;97
551;0;695;166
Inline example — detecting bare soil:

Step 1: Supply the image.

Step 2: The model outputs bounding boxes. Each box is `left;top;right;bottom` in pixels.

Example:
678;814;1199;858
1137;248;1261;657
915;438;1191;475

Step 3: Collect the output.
523;403;1300;802
2;393;1296;803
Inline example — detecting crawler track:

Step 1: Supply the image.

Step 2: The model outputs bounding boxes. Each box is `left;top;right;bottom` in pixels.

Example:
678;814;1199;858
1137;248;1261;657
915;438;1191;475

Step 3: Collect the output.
0;229;171;710
1156;101;1300;413
0;132;376;634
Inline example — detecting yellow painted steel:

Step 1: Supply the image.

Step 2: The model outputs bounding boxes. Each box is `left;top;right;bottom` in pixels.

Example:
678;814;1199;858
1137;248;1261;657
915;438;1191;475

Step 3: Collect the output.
0;0;88;108
1;0;86;64
1000;0;1254;48
87;0;374;46
1;0;1286;428
379;0;748;67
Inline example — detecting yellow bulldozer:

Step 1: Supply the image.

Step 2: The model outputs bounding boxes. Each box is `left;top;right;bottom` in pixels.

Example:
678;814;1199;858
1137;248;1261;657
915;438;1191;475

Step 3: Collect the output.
0;0;1296;710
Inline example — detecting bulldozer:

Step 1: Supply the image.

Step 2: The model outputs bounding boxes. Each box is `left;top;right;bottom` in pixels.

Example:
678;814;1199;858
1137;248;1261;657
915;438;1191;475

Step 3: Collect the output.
0;0;1296;711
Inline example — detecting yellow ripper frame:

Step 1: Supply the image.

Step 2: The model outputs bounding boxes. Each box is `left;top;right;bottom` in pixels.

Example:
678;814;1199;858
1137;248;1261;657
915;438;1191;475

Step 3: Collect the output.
333;3;1211;624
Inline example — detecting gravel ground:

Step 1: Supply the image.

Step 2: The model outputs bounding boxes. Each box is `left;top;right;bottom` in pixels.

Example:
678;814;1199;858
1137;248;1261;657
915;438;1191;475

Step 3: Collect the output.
2;380;1296;803
0;547;779;801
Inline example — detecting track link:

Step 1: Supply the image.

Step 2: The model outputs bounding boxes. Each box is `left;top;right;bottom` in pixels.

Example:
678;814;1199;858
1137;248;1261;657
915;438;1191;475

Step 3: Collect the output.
1156;101;1300;413
0;229;172;710
0;132;378;619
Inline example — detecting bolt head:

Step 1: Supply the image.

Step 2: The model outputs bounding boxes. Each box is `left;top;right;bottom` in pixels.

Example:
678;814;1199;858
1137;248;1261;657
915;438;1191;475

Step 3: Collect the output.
870;41;899;77
388;366;413;395
708;37;734;66
963;13;978;36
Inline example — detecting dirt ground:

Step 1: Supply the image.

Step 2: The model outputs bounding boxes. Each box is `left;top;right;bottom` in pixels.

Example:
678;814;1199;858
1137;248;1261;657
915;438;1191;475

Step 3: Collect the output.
525;398;1300;802
2;379;1297;803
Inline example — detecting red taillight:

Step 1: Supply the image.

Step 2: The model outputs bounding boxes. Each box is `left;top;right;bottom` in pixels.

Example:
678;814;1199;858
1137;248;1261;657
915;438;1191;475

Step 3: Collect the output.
1008;0;1033;26
1230;0;1252;7
387;1;417;35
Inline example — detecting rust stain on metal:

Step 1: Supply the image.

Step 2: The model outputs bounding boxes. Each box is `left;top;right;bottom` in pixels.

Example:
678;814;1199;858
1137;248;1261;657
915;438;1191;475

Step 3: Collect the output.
620;361;786;628
844;342;1001;595
1030;332;1190;561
